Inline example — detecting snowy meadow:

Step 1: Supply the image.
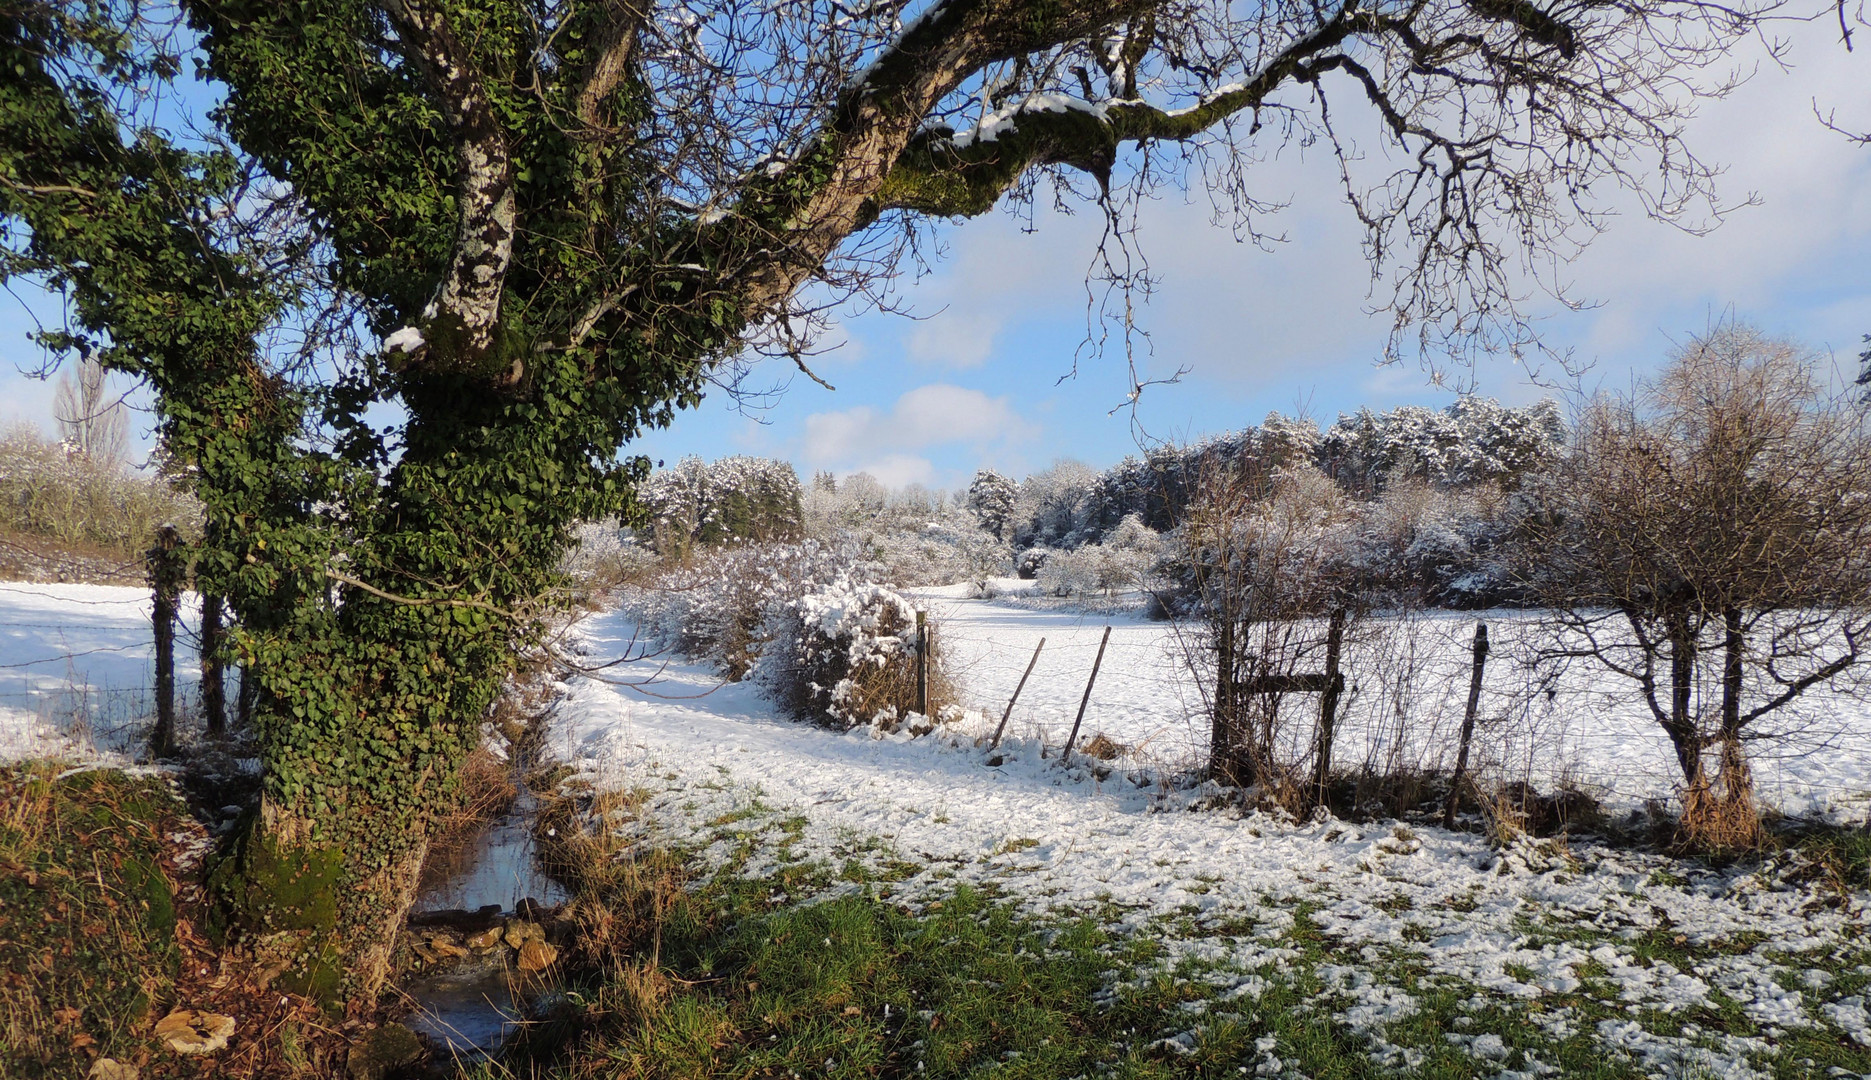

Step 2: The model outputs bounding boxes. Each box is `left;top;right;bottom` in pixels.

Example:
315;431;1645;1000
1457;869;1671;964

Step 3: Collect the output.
542;580;1871;1080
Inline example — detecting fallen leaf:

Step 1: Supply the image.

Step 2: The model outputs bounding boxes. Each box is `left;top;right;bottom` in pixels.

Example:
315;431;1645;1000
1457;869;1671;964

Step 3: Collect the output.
154;1010;235;1055
87;1058;139;1080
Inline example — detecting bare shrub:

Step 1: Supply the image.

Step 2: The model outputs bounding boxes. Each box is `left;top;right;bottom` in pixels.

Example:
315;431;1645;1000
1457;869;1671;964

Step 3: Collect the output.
1522;324;1871;852
561;520;660;599
1173;460;1370;811
0;424;201;563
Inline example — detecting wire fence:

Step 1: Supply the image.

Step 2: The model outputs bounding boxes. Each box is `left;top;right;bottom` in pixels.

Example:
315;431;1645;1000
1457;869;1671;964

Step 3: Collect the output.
919;600;1871;814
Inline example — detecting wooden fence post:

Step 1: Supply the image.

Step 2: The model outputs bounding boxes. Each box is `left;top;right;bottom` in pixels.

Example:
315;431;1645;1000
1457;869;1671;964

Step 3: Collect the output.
915;610;928;717
989;637;1045;750
1212;617;1238;783
1311;607;1347;803
147;524;182;759
200;593;226;738
1443;621;1490;830
1062;626;1112;764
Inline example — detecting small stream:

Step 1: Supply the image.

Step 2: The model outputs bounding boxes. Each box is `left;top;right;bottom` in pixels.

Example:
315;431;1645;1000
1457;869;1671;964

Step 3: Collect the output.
402;763;569;1060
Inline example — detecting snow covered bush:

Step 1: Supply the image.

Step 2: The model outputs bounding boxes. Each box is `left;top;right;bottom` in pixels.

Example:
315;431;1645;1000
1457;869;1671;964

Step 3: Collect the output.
560;519;658;593
756;575;952;729
1034;515;1161;600
867;517;1010;587
624;538;867;679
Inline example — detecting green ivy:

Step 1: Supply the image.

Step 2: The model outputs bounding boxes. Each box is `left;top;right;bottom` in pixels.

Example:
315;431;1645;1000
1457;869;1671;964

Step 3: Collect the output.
0;0;733;1004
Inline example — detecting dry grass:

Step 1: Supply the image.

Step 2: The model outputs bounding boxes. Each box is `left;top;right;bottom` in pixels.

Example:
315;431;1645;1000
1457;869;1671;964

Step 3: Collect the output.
1677;776;1764;855
535;786;689;974
0;762;190;1078
0;426;201;565
414;743;522;898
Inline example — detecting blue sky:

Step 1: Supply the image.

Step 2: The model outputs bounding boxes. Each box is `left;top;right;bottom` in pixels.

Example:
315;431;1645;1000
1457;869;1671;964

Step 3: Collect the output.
3;18;1867;488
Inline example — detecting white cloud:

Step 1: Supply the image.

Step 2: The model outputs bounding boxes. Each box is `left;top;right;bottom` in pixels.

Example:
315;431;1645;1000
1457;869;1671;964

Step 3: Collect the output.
855;453;939;489
906;315;998;369
800;383;1036;478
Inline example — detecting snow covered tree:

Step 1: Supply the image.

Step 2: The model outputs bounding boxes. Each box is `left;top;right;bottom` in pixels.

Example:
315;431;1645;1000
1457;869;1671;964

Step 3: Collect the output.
1;0;1772;1004
639;455;805;551
966;468;1017;540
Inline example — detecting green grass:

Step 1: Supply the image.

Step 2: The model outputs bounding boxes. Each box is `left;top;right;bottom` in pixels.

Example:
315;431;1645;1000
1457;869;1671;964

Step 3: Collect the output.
502;788;1871;1080
0;761;190;1078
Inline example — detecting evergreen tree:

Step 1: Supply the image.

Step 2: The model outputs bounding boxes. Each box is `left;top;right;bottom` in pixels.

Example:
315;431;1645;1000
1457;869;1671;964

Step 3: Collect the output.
965;468;1017;540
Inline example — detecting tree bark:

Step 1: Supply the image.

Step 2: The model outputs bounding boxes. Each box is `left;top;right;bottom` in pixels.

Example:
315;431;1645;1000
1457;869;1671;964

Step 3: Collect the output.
1665;609;1700;786
200;593;226;738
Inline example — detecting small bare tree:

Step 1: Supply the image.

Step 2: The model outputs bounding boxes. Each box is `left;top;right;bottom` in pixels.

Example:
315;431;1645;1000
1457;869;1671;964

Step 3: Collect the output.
51;354;128;466
1178;459;1365;809
1525;325;1871;848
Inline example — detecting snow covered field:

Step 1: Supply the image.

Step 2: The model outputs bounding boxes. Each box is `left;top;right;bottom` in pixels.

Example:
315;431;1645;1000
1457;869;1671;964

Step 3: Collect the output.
5;580;1869;1076
0;582;199;762
552;590;1871;1080
921;583;1871;822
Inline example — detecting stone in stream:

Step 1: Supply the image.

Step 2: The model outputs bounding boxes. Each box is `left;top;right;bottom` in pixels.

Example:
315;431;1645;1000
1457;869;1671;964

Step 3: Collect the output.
466;926;504;951
517;938;559;972
503;920;544;949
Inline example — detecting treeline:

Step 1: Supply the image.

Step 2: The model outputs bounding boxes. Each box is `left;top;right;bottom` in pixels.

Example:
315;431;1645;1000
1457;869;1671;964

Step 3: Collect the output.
975;397;1565;552
635;455;806;552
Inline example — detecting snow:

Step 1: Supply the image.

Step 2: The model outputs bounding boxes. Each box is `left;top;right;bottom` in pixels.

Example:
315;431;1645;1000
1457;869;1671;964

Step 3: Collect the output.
950;93;1110;148
915;586;1871;822
547;589;1871;1078
5;574;1868;1075
0;583;201;763
383;326;426;353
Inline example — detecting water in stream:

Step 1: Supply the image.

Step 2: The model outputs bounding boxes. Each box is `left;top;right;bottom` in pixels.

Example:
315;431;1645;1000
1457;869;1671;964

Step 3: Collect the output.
403;780;569;1058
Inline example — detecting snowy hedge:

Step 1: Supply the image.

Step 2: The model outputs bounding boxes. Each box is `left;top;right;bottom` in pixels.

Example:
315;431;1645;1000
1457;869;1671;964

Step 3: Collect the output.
623;538;865;680
755;575;951;729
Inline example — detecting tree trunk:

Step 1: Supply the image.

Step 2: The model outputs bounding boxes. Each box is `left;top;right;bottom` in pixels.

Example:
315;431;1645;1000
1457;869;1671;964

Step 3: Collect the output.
212;796;431;1008
200;593;226;738
148;525;182;759
1720;607;1743;744
1664;610;1701;786
1211;616;1243;784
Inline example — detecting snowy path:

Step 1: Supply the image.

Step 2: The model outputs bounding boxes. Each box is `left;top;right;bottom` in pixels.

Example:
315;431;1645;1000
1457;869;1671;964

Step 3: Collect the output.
554;595;1871;1080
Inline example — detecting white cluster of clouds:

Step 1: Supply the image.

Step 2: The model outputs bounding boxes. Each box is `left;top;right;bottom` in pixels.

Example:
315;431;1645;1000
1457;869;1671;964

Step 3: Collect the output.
799;383;1034;487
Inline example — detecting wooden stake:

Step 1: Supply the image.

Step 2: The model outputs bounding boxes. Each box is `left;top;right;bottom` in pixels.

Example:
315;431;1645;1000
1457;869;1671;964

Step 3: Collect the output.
990;637;1045;750
915;610;928;718
1062;626;1112;764
1444;621;1490;830
1311;607;1347;803
200;593;225;737
148;524;181;759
